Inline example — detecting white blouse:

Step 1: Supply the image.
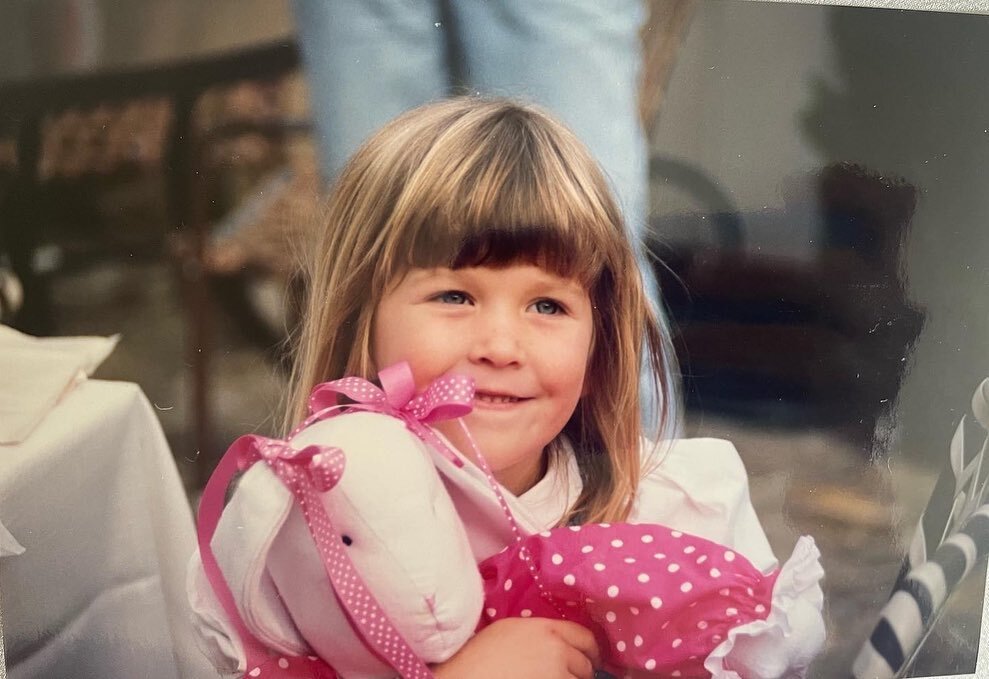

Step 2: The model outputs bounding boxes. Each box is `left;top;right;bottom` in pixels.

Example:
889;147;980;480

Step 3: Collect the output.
430;434;777;573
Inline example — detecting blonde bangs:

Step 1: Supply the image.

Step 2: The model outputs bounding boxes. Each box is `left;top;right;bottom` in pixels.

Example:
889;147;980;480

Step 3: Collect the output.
372;102;621;292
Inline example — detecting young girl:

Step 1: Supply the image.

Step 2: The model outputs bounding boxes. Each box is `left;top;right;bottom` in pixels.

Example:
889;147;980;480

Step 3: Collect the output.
189;98;824;678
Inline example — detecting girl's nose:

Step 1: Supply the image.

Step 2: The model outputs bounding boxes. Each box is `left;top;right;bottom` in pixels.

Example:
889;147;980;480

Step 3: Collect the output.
468;312;523;368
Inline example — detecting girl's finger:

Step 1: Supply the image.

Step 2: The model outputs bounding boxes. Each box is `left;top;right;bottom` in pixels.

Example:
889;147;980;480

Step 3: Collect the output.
565;647;595;679
550;619;601;668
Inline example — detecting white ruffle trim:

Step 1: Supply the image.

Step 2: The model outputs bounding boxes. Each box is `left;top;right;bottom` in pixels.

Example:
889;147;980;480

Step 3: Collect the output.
704;535;826;678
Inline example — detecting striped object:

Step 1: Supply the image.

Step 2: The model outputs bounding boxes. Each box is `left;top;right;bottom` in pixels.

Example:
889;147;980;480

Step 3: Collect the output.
893;413;988;594
853;378;989;678
852;506;989;678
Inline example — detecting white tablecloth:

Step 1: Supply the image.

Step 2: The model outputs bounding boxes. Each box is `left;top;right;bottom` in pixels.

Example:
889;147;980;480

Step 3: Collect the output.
0;379;218;678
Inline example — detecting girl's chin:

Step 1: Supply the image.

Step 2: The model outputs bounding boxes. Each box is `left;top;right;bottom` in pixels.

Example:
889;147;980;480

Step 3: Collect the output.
493;459;547;496
470;446;548;494
432;422;547;491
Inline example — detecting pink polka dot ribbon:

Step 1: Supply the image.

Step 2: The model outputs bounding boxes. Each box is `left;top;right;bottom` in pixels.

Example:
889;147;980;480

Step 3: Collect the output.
230;435;346;492
303;361;474;468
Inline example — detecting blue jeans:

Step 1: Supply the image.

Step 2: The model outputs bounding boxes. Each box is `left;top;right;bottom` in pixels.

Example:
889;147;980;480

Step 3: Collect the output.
292;0;647;233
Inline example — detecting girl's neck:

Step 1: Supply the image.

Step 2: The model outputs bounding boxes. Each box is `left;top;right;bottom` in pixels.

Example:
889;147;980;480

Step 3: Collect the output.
497;448;550;496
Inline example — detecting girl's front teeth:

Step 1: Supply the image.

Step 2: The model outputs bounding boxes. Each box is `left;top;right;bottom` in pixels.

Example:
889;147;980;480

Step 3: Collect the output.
478;394;520;404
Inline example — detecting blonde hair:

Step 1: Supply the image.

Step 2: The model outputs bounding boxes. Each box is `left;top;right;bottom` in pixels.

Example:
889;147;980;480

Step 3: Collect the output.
287;97;680;523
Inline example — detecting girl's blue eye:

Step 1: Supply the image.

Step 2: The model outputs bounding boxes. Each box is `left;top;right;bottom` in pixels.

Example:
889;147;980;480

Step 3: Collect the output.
435;290;470;305
532;299;564;315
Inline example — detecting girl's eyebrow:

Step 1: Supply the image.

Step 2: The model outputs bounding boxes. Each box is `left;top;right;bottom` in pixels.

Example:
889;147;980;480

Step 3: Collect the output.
519;273;588;297
404;267;457;285
396;268;461;294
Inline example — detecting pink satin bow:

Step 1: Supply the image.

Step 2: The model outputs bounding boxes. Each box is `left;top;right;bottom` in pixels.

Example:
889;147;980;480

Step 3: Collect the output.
303;362;474;468
232;434;346;492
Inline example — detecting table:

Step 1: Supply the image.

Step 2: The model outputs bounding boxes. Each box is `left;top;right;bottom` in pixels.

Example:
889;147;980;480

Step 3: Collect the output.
0;380;217;678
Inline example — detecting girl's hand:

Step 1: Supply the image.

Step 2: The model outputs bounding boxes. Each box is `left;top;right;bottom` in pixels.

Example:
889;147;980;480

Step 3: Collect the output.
432;617;601;679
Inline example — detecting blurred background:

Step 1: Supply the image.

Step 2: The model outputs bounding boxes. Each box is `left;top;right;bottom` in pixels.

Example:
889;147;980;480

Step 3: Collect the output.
2;0;988;676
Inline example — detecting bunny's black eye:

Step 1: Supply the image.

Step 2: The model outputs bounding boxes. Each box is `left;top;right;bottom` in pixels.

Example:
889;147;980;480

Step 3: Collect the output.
341;535;353;546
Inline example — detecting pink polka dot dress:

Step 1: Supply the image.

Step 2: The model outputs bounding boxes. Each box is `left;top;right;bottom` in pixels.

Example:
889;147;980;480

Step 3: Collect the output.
477;522;815;678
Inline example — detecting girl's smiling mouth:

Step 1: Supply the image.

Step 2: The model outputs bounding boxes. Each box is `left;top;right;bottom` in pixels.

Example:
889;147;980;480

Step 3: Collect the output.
474;391;530;406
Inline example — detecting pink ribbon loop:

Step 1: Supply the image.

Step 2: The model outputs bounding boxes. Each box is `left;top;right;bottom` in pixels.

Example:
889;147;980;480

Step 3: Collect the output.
379;362;416;410
305;361;474;467
233;434;346;492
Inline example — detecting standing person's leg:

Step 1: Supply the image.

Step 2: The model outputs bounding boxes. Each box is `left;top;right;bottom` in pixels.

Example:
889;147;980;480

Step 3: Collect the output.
292;0;450;180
